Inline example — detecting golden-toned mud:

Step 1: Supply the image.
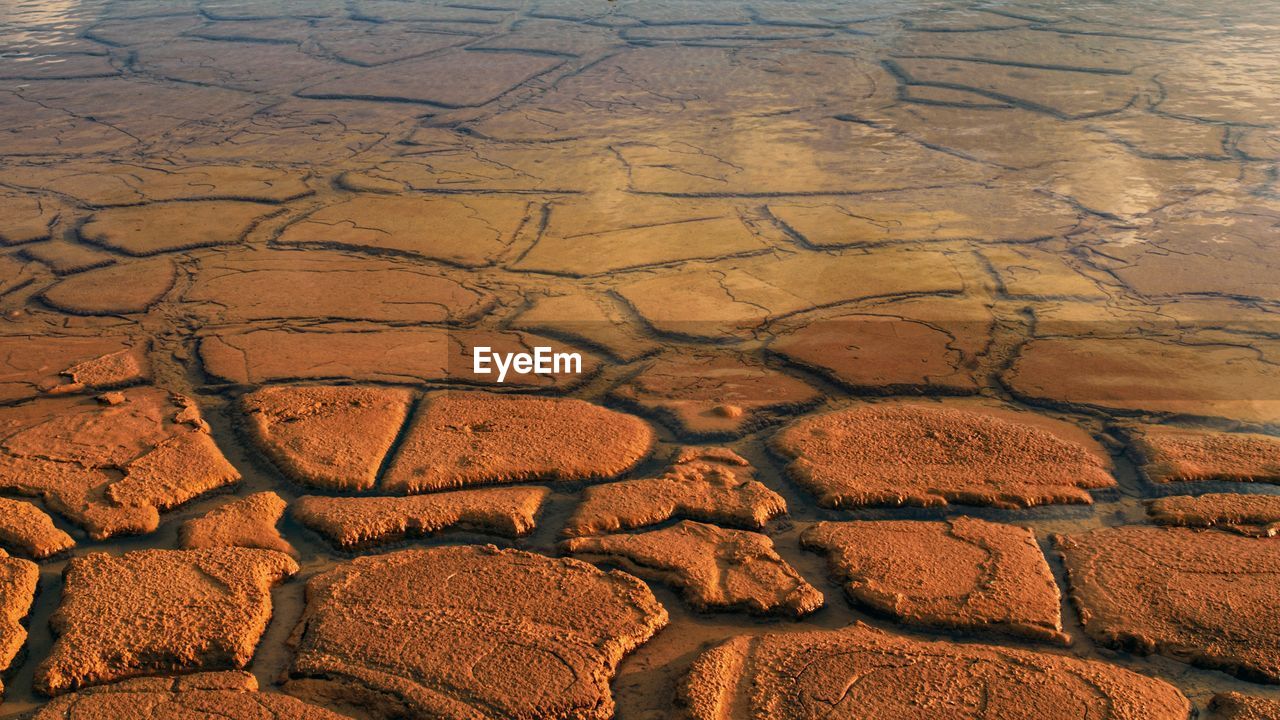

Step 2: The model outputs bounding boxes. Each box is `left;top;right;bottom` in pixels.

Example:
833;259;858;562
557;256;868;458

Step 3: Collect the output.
681;623;1190;719
564;447;786;537
242;386;412;492
1;0;1279;717
0;552;36;702
286;546;666;719
382;392;654;493
293;487;549;548
25;672;347;719
36;548;297;696
802;517;1068;644
564;520;824;618
180;492;297;556
0;501;73;560
1147;493;1280;536
1058;527;1280;683
773;402;1116;508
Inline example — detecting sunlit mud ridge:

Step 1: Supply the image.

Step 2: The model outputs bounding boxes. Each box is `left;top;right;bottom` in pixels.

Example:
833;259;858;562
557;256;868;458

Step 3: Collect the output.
0;0;1279;717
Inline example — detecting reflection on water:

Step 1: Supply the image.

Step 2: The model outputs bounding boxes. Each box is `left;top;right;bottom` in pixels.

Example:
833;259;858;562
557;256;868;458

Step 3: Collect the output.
1;0;1280;717
0;0;104;54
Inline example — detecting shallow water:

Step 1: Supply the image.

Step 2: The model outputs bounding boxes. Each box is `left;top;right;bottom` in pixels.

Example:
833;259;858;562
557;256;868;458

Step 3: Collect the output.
1;0;1279;717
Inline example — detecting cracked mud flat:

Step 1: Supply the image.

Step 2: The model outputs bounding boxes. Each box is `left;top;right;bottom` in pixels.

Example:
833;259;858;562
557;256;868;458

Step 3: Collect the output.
0;0;1279;718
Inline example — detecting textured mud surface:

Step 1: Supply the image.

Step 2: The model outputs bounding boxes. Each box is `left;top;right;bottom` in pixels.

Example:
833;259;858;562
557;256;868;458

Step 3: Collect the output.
802;517;1067;643
1058;527;1280;683
681;623;1191;719
0;0;1278;717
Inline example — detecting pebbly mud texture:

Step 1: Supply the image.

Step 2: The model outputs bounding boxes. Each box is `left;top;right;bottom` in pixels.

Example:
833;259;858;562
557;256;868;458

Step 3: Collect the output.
382;392;654;494
679;623;1190;720
21;672;349;719
1058;527;1280;683
0;551;37;701
285;545;667;719
564;447;786;537
1211;692;1280;720
1147;494;1280;537
772;402;1115;509
179;492;296;556
0;388;240;539
564;521;823;618
1129;425;1280;484
0;499;74;559
292;486;550;549
35;548;297;696
241;385;412;492
802;517;1067;644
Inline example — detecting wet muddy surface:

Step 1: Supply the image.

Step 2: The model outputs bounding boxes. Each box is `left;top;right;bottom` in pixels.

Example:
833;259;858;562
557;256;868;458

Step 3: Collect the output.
1;0;1279;717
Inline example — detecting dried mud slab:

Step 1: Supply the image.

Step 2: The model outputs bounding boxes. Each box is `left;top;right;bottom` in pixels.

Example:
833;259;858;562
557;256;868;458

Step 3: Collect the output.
1130;425;1280;484
680;623;1189;720
615;250;964;339
0;97;134;157
80;201;278;256
512;291;660;362
802;517;1067;643
0;336;148;402
511;198;770;277
293;486;550;548
612;354;819;437
0;193;57;245
298;49;562;106
35;548;297;696
341;140;614;194
201;327;597;388
285;545;667;719
186;250;494;324
1005;337;1280;424
767;187;1077;248
1211;692;1280;720
564;447;786;537
564;521;822;617
0;497;75;559
55;347;150;395
40;258;176;315
769;298;992;393
24;672;349;719
0;164;310;207
0;549;38;700
1097;196;1280;300
276;195;531;268
241;385;412;491
982;245;1108;299
179;492;296;556
0;255;38;296
1058;526;1280;682
383;392;653;493
23;242;116;274
0;388;240;539
773;403;1115;509
1147;493;1280;537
